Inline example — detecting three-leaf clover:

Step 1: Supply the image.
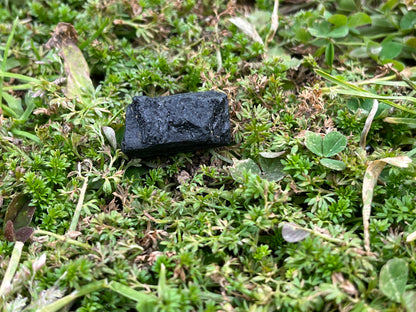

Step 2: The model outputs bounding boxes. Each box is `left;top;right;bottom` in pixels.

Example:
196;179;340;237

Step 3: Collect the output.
305;131;347;170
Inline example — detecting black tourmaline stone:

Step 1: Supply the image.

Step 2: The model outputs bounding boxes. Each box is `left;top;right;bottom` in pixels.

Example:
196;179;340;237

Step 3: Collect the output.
122;91;230;158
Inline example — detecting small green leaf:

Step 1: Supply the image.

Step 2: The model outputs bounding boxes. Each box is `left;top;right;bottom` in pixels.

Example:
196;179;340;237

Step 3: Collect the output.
380;59;405;71
320;158;346;171
5;58;20;71
305;132;324;157
366;40;382;57
136;301;159;312
325;42;334;68
380;41;402;60
259;151;285;158
2;92;23;117
347;12;372;27
309;21;331;38
400;11;416;30
124;166;148;180
338;0;357;11
403;291;416;312
229;159;261;183
379;258;408;303
405;37;416;48
328;25;349;38
322;131;347;157
16;94;35;123
371;14;397;30
349;47;368;59
281;223;309;243
305;131;347;157
259;153;286;182
102;126;117;149
103;179;112;195
327;14;347;27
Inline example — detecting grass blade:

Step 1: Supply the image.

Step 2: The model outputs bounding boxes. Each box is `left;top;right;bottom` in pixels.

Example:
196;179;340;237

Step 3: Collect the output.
383;117;416;126
69;176;88;231
78;18;110;50
0;102;18;118
3;83;35;91
11;129;41;144
360;99;378;149
316;69;416;114
316;69;363;92
0;241;24;301
2;92;23;116
37;280;107;312
379;258;408;303
333;89;416;104
0;70;41;83
0;17;18;109
107;281;157;303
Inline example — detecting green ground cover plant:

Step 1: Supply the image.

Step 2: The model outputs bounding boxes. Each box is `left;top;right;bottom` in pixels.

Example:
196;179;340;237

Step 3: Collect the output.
0;0;416;311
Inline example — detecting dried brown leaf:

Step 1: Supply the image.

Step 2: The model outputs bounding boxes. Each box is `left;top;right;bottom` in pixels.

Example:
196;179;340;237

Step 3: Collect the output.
66;231;82;239
46;23;94;100
362;156;412;252
360;100;378;150
15;227;34;242
176;170;191;185
332;272;358;296
4;220;16;242
281;223;309;242
229;17;263;44
407;231;416;242
265;0;279;47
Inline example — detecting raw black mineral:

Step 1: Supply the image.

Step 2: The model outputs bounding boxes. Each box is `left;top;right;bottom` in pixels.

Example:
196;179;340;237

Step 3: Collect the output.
122;91;231;158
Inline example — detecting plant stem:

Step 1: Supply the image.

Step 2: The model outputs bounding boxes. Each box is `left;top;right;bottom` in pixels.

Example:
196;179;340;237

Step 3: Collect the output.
288;223;349;246
334;41;365;46
34;229;91;250
107;281;157;302
0;241;24;301
69;176;88;232
37;280;107;312
360;99;378;150
265;0;279;49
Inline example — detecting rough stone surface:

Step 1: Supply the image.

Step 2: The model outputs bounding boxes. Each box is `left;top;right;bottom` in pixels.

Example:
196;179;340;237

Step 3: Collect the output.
122;91;230;158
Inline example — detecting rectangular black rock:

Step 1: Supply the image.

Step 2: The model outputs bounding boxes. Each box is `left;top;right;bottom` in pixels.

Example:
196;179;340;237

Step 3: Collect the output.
122;91;231;158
